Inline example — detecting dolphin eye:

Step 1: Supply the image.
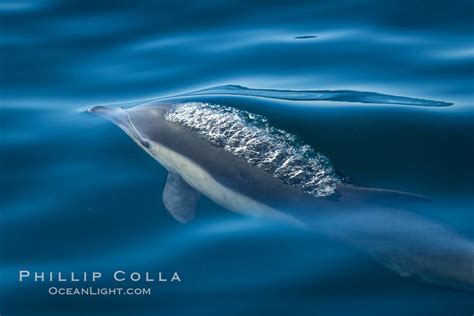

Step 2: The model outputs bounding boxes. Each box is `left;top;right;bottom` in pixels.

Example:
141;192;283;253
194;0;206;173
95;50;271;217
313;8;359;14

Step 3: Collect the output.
140;139;150;148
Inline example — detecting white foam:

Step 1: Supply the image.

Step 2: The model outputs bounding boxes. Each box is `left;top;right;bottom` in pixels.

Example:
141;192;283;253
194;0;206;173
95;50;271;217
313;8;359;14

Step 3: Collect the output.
164;102;342;197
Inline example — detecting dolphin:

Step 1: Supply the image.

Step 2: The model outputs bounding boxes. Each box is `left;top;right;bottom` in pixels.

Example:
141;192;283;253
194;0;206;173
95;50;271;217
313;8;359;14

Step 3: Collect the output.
89;101;474;290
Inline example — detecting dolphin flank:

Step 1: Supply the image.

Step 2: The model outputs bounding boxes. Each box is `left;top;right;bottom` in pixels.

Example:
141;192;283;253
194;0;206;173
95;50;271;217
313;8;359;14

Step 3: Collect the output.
89;101;474;290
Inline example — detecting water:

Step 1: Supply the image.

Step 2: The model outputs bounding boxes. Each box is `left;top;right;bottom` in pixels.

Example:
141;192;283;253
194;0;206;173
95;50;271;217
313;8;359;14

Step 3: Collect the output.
164;101;344;197
1;1;473;315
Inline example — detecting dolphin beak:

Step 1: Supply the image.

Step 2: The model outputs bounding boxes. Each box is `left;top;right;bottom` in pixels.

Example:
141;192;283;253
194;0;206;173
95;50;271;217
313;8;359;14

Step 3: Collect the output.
88;105;150;149
88;105;130;129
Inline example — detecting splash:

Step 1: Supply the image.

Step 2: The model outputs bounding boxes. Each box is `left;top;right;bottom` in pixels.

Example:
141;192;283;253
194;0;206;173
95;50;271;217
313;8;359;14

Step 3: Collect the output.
165;102;343;197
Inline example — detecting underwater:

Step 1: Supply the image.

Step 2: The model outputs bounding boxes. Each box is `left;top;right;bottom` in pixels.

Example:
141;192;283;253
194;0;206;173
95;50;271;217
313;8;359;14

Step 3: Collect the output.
1;0;473;315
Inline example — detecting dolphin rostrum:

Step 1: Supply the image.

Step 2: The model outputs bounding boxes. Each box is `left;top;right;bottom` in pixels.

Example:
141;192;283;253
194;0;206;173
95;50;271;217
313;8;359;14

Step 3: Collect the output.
89;101;474;290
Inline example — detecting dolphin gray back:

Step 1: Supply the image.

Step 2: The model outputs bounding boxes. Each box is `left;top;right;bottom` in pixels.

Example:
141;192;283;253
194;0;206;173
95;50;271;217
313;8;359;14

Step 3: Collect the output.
126;103;327;211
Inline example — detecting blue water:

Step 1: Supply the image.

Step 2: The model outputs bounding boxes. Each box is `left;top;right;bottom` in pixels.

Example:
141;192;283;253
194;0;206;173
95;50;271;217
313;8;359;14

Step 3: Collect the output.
1;1;473;315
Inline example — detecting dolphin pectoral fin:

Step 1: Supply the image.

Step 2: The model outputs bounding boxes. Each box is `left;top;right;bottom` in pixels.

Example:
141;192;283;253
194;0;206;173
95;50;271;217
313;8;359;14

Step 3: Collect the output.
162;172;201;223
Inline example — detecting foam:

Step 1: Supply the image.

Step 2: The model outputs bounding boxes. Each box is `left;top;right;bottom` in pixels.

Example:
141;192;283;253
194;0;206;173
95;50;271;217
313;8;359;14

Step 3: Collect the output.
165;102;343;197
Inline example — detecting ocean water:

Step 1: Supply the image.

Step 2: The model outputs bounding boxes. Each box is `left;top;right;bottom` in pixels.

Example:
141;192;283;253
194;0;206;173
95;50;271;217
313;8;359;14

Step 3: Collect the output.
1;1;473;315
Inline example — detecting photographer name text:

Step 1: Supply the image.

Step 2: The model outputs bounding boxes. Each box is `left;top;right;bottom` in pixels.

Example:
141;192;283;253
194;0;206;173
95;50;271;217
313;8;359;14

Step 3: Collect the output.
19;270;181;283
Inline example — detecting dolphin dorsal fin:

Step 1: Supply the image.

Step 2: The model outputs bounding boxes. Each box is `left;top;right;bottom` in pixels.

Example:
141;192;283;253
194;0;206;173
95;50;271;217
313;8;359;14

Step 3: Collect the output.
162;172;201;223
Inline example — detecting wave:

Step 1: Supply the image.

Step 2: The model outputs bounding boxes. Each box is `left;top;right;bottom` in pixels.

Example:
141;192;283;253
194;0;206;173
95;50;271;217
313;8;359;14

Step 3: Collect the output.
171;84;452;107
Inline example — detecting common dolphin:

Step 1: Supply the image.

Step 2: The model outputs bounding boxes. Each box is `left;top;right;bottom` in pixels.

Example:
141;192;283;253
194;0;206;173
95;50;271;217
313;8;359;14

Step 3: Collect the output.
89;101;474;290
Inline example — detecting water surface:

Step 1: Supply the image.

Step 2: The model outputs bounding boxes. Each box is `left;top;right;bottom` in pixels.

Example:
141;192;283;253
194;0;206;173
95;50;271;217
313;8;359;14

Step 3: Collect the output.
1;1;473;315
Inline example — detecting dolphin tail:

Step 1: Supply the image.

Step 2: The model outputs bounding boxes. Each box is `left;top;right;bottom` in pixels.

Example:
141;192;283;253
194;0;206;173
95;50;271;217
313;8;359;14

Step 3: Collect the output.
307;202;474;290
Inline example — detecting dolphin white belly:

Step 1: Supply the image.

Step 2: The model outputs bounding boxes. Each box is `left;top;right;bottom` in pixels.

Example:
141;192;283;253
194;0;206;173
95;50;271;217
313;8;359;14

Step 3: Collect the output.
147;140;303;225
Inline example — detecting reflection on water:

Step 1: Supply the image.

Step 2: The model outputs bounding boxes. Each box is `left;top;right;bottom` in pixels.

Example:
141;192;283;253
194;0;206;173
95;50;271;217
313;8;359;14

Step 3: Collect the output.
1;0;473;315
